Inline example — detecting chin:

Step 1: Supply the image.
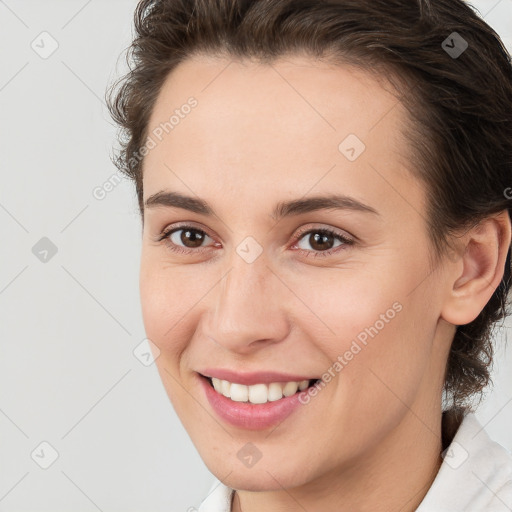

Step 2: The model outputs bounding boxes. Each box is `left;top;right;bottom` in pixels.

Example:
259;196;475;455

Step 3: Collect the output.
201;451;319;492
222;471;305;492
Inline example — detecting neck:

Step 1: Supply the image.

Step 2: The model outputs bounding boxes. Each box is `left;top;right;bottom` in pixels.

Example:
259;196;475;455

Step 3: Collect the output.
232;408;444;512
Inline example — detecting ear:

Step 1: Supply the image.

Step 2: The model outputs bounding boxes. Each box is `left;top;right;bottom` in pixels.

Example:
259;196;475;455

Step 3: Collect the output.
440;211;511;326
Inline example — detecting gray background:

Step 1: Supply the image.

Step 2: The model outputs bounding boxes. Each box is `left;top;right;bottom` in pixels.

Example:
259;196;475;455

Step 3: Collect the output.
0;1;511;511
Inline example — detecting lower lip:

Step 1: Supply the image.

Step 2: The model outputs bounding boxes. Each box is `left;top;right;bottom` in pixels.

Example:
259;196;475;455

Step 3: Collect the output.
199;375;305;430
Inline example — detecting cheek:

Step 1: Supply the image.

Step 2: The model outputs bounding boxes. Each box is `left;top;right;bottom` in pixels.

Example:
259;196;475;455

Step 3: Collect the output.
288;260;436;404
139;260;204;409
139;269;187;386
327;305;437;455
284;262;406;345
139;257;206;347
287;276;437;456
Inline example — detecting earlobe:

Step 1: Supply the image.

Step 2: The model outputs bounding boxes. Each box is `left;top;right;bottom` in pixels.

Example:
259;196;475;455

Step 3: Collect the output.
441;211;511;326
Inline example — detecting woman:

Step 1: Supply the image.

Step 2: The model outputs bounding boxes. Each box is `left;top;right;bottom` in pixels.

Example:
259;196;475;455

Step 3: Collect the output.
106;0;512;510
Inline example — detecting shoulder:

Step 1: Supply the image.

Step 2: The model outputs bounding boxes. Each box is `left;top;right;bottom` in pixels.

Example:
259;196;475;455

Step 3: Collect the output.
417;413;512;512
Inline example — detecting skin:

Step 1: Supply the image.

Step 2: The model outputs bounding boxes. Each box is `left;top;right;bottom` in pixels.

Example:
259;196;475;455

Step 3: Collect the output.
138;54;511;511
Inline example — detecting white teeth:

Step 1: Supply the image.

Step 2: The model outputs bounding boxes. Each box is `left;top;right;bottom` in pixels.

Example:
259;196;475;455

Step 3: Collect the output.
283;381;299;397
208;377;313;404
298;379;309;391
230;383;249;402
268;382;284;401
248;383;268;404
212;377;222;393
221;379;231;397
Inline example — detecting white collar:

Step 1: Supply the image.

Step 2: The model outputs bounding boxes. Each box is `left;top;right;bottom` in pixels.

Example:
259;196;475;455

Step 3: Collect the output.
198;477;234;512
198;413;512;511
416;412;511;511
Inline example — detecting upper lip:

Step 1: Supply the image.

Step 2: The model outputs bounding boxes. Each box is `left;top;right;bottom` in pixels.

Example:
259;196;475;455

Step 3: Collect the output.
198;368;319;386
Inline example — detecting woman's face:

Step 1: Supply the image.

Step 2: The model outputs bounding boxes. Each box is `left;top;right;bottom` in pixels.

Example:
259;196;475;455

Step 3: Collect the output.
139;55;454;490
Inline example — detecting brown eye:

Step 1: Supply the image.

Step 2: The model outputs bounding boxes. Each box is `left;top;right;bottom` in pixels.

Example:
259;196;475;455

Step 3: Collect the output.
307;232;336;251
294;228;354;256
167;227;212;249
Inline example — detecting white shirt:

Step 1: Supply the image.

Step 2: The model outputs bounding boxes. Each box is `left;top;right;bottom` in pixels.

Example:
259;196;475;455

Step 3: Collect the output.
198;413;512;511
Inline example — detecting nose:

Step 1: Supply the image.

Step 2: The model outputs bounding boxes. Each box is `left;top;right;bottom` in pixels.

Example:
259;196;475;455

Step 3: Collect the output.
204;254;291;354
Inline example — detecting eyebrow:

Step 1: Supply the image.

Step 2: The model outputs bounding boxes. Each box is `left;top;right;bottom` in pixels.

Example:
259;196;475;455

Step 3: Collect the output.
144;190;379;219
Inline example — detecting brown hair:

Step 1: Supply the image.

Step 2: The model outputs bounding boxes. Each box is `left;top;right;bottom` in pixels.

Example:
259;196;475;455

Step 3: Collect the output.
106;0;512;421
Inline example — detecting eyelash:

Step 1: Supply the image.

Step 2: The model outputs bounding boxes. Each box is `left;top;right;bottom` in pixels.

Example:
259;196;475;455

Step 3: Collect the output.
157;224;354;258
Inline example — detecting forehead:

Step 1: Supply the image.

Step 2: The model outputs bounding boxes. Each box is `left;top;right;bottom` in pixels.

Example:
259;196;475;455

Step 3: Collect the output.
142;54;419;215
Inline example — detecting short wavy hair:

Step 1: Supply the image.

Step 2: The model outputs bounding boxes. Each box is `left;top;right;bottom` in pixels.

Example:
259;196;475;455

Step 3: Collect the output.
106;0;512;431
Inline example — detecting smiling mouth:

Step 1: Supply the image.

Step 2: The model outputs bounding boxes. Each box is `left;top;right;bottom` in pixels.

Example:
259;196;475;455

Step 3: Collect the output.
202;374;321;404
